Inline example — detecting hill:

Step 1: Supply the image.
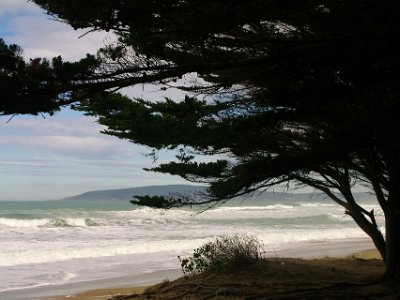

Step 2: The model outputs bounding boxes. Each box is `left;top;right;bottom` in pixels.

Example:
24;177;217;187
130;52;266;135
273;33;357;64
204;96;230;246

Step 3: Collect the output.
62;184;375;204
62;185;311;202
62;185;206;201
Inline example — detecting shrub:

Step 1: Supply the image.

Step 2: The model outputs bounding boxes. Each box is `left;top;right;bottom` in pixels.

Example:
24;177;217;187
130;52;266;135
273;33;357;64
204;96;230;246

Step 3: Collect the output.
178;234;264;276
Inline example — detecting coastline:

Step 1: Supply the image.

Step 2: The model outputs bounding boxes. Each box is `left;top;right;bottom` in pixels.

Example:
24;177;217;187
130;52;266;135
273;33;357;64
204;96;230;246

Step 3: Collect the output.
263;237;377;259
50;246;384;300
15;238;382;300
1;269;182;300
46;286;150;300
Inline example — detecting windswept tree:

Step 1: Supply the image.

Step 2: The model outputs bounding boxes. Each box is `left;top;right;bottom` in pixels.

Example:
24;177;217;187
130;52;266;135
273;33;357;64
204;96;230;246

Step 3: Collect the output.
1;0;400;279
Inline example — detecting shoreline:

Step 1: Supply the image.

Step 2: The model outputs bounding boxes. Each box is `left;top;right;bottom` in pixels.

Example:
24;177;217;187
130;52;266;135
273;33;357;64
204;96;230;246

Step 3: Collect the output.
263;237;377;259
13;238;381;300
1;269;182;300
49;246;383;300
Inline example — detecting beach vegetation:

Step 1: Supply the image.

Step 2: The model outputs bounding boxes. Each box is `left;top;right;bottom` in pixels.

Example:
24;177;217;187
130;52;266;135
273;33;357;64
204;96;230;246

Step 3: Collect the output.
178;234;264;276
1;0;400;280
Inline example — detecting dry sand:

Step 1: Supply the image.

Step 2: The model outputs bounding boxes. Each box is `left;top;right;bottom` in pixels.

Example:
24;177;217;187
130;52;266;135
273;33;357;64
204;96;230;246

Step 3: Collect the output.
346;248;382;260
48;248;399;300
46;286;149;300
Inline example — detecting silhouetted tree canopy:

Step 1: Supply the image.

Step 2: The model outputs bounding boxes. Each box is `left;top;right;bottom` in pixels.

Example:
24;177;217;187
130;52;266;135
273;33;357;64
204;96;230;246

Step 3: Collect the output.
0;38;101;115
2;0;400;279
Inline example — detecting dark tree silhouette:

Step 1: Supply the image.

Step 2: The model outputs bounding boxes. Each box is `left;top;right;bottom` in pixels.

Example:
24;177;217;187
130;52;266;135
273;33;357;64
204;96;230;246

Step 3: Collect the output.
0;38;103;115
1;1;400;279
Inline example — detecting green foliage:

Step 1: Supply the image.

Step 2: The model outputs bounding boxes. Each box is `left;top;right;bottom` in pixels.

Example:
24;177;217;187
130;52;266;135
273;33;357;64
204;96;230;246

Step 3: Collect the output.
178;234;264;276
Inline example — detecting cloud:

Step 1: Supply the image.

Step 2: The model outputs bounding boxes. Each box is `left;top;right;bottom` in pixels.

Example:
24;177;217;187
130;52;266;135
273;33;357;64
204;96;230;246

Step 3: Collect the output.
1;0;116;61
0;0;33;16
0;110;145;160
2;135;120;156
0;159;47;167
9;16;113;61
3;114;105;137
0;130;138;160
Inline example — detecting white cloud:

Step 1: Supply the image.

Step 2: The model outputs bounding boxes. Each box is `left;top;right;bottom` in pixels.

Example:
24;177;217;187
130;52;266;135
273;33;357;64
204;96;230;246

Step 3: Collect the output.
9;15;113;60
0;110;144;160
2;0;116;61
3;114;105;137
0;129;138;160
0;0;33;16
3;135;117;155
0;159;47;167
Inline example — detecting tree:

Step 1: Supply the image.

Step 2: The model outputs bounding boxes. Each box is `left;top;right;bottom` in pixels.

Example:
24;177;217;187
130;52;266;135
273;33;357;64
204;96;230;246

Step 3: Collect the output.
2;0;400;279
0;38;103;116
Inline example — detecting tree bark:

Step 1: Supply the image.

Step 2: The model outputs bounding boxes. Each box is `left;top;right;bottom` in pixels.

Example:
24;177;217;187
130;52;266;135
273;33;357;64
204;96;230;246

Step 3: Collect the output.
385;209;400;280
292;172;387;261
383;149;400;280
328;168;387;262
384;194;400;279
347;205;386;262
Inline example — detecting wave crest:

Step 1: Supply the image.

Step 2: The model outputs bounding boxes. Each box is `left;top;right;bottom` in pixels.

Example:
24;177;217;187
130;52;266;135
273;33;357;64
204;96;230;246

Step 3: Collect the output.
0;217;94;228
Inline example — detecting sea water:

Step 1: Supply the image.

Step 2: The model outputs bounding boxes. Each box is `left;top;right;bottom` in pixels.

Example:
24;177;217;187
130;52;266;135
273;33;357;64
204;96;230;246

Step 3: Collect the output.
0;196;383;297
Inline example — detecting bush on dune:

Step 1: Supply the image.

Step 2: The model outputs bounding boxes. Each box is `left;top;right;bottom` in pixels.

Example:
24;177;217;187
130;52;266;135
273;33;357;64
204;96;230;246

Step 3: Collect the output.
178;234;264;276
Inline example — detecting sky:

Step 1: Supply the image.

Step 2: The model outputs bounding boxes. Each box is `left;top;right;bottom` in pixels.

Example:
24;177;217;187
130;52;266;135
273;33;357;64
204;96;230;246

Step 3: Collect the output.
0;0;190;200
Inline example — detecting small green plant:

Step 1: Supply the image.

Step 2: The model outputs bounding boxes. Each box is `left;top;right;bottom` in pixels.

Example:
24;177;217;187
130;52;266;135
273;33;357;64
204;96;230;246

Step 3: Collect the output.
178;234;264;276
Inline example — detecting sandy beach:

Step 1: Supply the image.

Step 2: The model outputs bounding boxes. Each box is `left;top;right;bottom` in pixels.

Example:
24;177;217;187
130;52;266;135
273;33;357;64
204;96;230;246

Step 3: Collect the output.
34;239;390;300
47;248;387;300
0;269;182;300
46;286;150;300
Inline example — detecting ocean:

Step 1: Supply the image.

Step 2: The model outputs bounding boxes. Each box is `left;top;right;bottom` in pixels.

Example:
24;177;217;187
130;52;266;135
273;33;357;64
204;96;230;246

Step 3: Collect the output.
0;196;382;299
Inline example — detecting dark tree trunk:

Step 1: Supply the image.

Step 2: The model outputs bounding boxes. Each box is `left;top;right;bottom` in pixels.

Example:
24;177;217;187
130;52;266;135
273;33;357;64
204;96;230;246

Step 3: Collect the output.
384;182;400;279
348;206;386;262
383;150;400;280
385;209;400;280
295;172;388;262
333;171;387;262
